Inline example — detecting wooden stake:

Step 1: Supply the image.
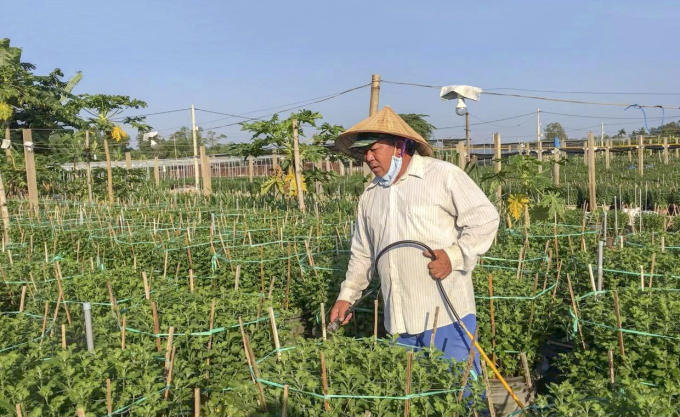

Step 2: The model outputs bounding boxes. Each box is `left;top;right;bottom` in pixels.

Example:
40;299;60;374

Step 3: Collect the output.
429;306;440;348
374;299;379;341
588;264;597;293
164;326;175;371
608;350;615;384
189;269;195;292
206;299;216;379
40;301;49;340
22;130;39;214
320;302;327;341
238;317;267;410
164;345;176;400
481;363;496;417
320;351;331;412
76;408;85;417
488;274;497;365
282;385;289;417
613;291;625;357
520;352;533;398
234;265;241;291
121;316;126;350
142;271;150;299
104;139;114;205
194;387;201;417
640;265;645;291
19;286;26;312
15;404;22;417
268;307;281;361
151;301;161;351
566;274;587;349
648;253;656;288
106;378;113;415
404;351;413;417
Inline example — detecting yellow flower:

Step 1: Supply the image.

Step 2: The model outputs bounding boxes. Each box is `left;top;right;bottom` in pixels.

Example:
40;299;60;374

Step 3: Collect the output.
507;194;530;220
284;168;307;196
111;125;129;142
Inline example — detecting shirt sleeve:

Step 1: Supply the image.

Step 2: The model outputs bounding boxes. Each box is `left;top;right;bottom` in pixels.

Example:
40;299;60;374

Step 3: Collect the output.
442;168;500;272
337;196;373;303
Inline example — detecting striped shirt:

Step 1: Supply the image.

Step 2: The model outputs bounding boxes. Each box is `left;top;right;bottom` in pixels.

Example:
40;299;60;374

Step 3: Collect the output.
338;153;499;334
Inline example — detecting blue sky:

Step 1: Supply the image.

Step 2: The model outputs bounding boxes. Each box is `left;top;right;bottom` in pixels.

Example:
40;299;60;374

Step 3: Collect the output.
5;0;680;145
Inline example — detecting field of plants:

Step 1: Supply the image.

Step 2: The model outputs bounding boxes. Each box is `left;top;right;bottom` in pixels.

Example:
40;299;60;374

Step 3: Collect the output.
1;145;680;417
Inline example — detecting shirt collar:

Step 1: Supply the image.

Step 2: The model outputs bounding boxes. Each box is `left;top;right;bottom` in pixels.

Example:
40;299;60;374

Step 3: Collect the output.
366;153;425;190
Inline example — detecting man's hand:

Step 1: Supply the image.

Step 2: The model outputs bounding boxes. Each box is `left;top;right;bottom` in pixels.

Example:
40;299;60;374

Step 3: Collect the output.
329;300;353;326
423;249;452;279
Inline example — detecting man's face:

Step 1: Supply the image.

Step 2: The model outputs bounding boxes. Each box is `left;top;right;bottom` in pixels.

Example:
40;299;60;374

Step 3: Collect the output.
364;139;399;178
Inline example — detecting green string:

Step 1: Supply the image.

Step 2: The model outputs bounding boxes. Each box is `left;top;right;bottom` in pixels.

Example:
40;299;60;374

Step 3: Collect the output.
124;314;273;337
476;283;557;300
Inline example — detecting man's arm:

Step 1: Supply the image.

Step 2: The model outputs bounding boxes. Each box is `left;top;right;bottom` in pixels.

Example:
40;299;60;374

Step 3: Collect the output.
442;168;500;273
331;199;373;325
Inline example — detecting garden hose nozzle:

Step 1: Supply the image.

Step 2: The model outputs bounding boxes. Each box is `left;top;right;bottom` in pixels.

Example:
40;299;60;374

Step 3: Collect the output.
327;289;375;333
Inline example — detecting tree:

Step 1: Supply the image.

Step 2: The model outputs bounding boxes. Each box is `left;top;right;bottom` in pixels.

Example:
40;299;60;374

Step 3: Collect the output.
544;122;568;143
0;38;84;150
399;114;435;140
615;129;626;138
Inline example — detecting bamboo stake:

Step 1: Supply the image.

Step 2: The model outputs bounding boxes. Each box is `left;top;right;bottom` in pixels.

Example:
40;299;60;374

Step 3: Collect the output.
320;351;331;412
142;271;150;300
640;265;645;291
164;346;176;400
587;264;597;293
648;253;656;288
613;291;625;357
151;302;161;351
205;299;216;379
520;352;533;400
194;387;201;417
189;269;195;292
608;350;615;384
481;363;496;417
428;306;440;348
238;317;267;410
282;384;289;417
404;351;413;417
164;326;175;371
320;302;327;341
268;307;282;362
234;265;241;291
19;286;26;312
374;299;379;342
285;244;291;310
566;274;586;349
40;302;49;341
16;404;22;417
76;408;85;417
121;316;126;350
106;378;113;415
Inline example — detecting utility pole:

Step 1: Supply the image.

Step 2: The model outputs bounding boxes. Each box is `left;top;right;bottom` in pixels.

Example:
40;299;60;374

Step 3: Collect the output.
22;129;39;215
292;119;306;213
536;108;542;173
85;131;93;203
465;112;471;162
365;74;380;180
191;104;201;193
601;122;604;147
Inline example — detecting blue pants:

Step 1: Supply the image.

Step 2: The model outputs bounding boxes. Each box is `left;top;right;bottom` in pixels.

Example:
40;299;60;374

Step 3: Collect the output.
396;314;481;377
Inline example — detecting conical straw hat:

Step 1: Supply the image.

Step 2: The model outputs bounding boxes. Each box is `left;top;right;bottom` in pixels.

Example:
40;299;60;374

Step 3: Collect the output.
335;106;433;160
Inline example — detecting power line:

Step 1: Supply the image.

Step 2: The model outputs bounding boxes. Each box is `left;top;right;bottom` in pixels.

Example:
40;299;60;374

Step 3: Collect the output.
541;111;680;120
435;112;536;130
110;108;190;121
485;87;680;96
201;83;370;131
382;79;680;109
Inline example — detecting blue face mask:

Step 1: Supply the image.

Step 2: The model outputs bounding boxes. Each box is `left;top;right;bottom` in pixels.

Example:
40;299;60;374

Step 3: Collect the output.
377;148;403;187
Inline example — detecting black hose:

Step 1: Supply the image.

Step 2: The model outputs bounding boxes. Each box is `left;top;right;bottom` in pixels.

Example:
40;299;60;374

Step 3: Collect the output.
373;240;464;324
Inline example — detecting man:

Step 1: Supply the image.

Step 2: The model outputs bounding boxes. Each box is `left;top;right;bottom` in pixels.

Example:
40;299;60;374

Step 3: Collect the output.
330;106;499;374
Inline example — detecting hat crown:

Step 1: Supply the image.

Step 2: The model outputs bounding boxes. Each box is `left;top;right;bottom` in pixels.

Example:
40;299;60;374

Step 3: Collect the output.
335;106;432;160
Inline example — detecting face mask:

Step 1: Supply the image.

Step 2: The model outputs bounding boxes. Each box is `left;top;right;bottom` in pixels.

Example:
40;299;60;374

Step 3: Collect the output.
377;146;403;187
